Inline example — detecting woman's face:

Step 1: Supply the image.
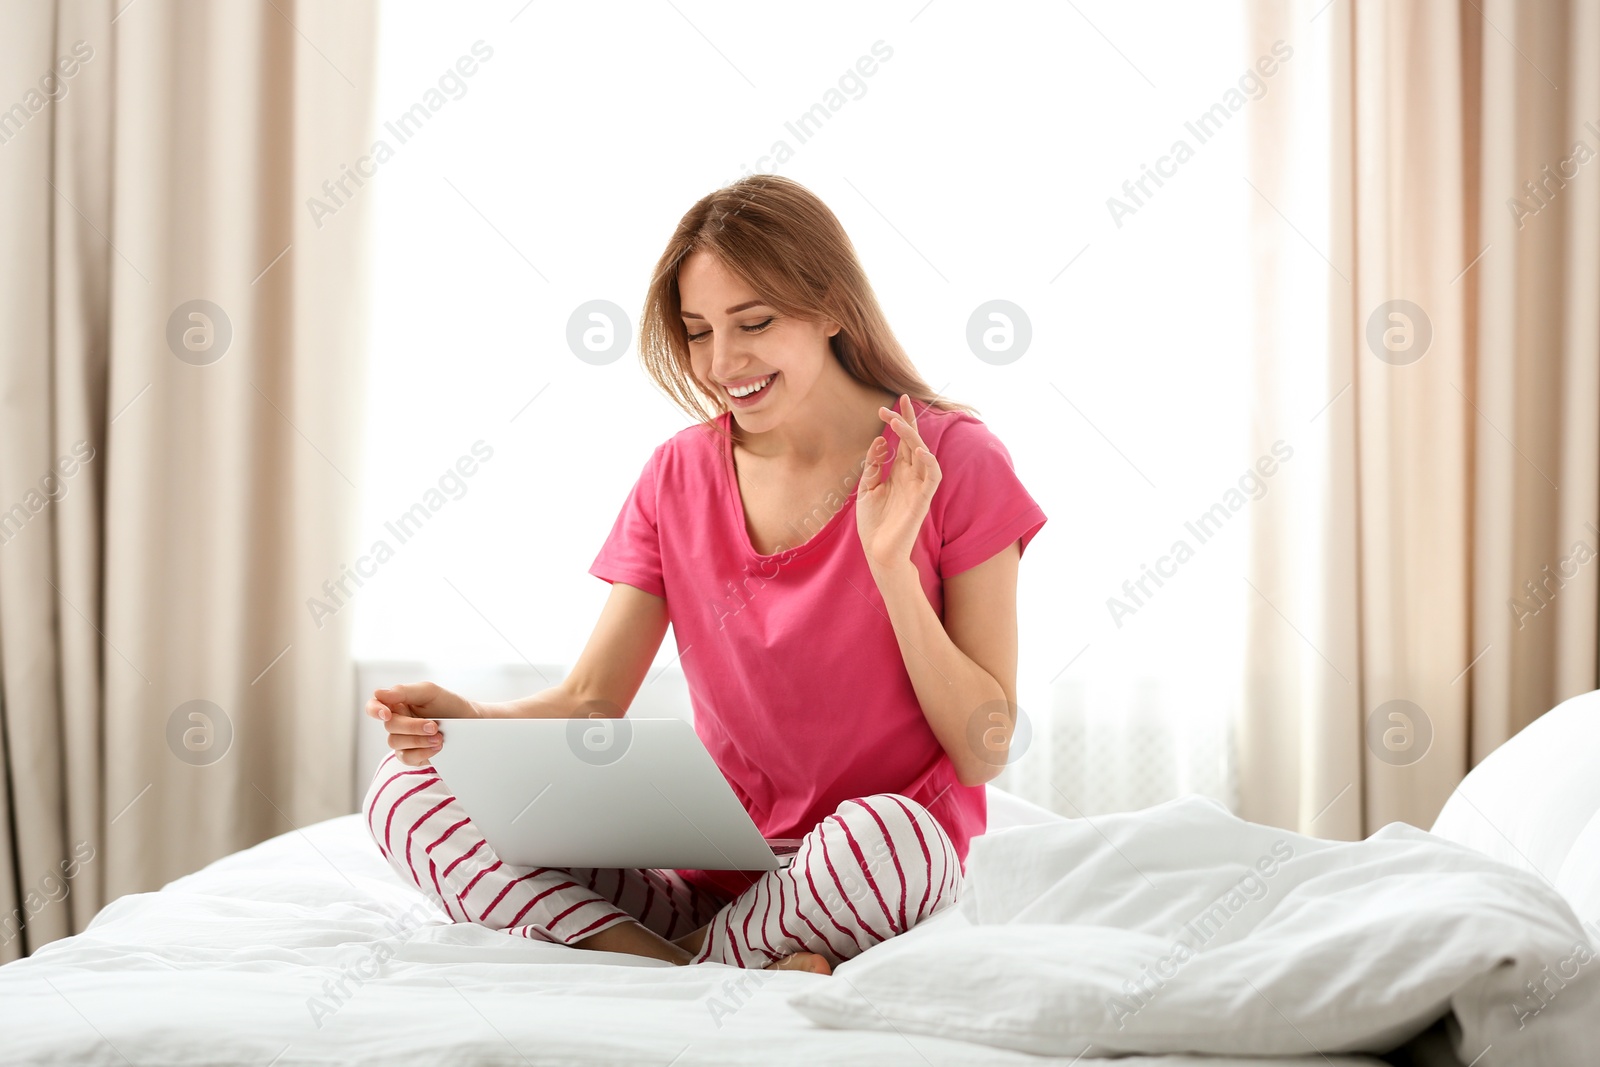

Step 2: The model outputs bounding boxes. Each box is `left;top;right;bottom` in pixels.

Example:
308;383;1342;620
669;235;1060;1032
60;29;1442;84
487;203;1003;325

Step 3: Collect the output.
678;250;839;431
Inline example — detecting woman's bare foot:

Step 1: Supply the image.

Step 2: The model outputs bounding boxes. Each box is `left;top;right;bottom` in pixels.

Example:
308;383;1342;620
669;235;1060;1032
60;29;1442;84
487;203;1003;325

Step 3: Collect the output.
573;921;830;974
674;923;831;974
764;951;832;975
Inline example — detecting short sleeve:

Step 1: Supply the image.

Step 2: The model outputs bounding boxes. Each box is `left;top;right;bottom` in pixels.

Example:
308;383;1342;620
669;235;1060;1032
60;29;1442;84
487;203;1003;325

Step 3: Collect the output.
588;445;667;599
932;416;1048;580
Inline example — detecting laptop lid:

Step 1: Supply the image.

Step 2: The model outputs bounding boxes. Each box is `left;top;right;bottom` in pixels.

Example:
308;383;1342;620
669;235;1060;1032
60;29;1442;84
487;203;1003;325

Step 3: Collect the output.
426;716;782;872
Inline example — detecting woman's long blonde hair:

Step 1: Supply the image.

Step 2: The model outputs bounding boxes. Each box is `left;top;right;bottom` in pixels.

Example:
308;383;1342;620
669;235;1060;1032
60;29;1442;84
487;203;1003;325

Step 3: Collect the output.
639;175;976;447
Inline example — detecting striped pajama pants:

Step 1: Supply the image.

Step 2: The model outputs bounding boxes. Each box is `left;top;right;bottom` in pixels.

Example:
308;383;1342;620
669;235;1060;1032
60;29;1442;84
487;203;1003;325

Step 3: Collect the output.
361;752;962;968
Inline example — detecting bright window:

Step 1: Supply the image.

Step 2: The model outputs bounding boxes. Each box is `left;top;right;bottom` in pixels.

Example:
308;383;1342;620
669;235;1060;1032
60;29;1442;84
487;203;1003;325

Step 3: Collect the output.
356;0;1265;815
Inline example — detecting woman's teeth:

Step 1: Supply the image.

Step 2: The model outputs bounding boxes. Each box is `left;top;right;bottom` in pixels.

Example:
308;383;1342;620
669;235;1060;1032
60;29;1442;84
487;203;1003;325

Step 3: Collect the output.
728;374;776;398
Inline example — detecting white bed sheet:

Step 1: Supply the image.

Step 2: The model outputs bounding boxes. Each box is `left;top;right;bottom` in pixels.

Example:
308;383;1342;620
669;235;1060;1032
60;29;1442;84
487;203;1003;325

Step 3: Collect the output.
0;789;1385;1066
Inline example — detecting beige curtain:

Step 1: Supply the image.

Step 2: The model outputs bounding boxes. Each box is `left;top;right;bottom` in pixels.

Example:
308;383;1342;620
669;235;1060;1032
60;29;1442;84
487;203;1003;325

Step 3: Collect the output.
0;0;377;959
1242;0;1600;838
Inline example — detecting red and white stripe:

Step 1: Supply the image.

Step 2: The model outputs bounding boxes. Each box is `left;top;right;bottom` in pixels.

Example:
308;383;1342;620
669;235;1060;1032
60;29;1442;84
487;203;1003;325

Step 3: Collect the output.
686;794;962;968
362;753;721;943
361;753;961;965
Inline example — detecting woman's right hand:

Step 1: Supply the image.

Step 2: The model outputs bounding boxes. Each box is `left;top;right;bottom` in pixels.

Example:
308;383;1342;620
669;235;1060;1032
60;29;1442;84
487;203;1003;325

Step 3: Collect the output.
366;681;481;767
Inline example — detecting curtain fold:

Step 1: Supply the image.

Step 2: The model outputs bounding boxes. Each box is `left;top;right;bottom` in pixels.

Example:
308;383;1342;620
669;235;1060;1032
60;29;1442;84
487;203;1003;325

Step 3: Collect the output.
1242;0;1600;838
1470;0;1600;753
0;0;377;959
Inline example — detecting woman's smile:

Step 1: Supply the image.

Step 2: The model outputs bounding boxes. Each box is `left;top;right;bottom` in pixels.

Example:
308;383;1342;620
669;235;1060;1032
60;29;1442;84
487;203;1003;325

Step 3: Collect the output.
725;371;779;407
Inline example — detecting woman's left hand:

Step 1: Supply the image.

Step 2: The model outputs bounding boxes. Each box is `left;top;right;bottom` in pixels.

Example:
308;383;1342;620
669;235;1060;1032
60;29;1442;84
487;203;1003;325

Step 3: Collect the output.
856;393;941;572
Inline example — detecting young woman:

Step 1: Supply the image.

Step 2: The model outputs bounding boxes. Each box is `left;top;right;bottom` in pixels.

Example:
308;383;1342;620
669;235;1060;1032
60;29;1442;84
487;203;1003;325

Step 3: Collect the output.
362;175;1047;975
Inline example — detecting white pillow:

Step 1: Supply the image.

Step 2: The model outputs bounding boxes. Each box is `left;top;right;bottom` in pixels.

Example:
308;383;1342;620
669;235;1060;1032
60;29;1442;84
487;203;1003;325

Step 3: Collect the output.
1430;687;1600;931
790;796;1598;1064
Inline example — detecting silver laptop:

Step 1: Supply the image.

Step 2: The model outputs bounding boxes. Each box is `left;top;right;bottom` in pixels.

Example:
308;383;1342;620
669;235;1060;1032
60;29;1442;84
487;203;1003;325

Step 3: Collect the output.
426;717;799;871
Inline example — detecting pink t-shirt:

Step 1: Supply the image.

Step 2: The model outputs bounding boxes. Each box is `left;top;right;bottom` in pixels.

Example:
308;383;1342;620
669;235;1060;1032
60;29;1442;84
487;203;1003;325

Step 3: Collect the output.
588;404;1048;898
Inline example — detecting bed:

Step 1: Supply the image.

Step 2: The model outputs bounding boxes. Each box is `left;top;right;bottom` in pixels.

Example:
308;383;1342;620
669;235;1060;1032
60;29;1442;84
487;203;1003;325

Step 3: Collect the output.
3;692;1597;1066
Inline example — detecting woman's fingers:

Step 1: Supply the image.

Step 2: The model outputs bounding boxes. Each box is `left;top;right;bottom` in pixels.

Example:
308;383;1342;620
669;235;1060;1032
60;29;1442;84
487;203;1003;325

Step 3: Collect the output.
388;715;439;737
373;684;439;723
397;745;434;768
384;716;441;751
914;445;941;495
878;400;929;476
374;680;477;720
371;684;442;767
370;689;415;720
875;396;939;492
387;731;442;752
881;398;926;452
376;681;438;710
373;685;442;745
860;436;886;491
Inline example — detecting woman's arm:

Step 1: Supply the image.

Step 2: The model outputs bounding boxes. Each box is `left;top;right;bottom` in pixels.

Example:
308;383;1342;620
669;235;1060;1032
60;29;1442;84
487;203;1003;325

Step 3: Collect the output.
367;581;669;763
872;544;1020;786
480;580;670;719
856;395;1023;787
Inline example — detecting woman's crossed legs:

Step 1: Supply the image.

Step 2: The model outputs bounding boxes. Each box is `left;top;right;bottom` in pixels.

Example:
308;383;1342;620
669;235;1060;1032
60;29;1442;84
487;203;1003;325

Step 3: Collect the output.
361;752;962;970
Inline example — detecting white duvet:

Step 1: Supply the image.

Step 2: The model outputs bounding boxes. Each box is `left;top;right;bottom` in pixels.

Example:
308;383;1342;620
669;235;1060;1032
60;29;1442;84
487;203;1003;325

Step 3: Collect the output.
0;802;1390;1067
792;795;1600;1064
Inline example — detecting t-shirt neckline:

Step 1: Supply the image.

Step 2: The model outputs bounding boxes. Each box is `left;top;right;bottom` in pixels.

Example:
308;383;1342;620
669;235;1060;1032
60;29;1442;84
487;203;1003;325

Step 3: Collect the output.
719;409;890;563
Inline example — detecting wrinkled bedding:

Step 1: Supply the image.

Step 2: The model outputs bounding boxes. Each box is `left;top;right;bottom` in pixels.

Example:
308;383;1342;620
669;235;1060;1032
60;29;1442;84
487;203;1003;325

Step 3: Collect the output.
0;799;1393;1066
792;796;1600;1064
